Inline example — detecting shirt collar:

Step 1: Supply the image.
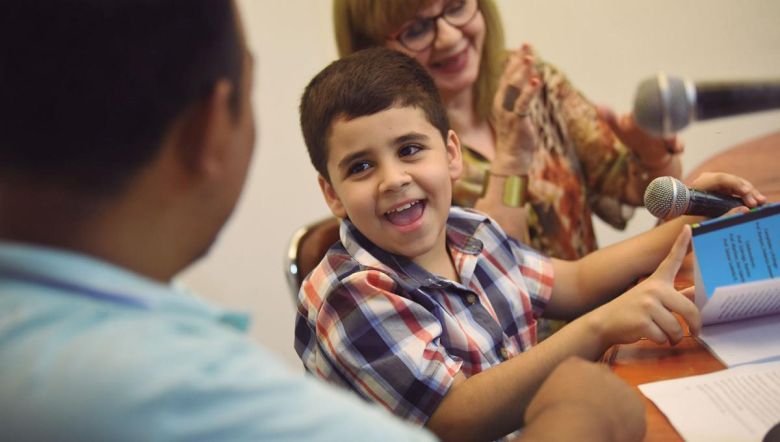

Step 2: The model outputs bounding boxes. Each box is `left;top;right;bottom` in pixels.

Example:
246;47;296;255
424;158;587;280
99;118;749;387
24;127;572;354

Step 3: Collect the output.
338;207;487;292
0;241;250;332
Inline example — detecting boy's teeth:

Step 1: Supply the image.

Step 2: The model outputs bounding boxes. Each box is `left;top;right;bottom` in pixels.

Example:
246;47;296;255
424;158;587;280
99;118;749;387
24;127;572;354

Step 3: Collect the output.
388;201;417;214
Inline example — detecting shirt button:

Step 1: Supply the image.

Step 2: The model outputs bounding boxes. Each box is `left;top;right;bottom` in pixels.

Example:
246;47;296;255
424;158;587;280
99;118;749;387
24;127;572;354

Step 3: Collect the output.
465;294;478;305
500;347;510;361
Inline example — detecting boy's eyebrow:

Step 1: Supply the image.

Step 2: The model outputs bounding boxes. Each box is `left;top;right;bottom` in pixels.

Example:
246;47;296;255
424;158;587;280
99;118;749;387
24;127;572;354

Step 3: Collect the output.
335;131;431;170
336;150;370;171
394;132;430;145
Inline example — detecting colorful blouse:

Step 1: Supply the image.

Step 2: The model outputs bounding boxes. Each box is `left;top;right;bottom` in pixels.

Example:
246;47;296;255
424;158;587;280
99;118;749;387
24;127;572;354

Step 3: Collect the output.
453;59;639;260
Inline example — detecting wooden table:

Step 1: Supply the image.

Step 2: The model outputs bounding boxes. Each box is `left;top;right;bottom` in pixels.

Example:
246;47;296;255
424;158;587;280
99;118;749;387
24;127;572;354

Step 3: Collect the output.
683;130;780;204
604;337;725;441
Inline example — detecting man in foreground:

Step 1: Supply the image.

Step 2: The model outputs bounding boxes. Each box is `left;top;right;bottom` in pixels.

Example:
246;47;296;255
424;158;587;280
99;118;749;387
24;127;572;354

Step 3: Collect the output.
0;1;643;440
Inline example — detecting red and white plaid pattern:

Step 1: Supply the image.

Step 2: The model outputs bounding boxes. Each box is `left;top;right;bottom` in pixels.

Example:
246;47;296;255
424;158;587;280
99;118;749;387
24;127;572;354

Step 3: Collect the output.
294;207;553;424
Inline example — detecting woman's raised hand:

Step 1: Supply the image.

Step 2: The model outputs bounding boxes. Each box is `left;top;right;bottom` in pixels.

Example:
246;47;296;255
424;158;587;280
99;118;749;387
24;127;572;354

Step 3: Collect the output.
491;43;541;176
596;104;684;170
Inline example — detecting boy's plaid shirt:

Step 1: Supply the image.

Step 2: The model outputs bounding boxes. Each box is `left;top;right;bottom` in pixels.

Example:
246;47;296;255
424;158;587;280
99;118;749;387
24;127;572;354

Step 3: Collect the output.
294;207;554;424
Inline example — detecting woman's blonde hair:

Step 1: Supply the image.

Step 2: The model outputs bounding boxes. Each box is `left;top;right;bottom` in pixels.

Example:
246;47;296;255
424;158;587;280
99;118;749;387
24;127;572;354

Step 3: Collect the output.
333;0;506;121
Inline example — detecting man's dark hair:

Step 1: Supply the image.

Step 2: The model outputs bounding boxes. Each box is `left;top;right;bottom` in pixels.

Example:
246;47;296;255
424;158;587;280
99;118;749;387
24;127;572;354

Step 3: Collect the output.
0;0;242;194
299;47;450;182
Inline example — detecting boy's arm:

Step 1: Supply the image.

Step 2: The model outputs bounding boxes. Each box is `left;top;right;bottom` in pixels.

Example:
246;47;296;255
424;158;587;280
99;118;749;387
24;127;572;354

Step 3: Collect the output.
434;358;648;442
546;171;766;320
426;225;691;441
428;172;764;441
546;215;696;318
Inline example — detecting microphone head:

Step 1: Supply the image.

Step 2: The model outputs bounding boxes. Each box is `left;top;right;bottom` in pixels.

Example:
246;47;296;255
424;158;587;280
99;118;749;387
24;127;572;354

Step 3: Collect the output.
633;72;696;137
644;176;690;218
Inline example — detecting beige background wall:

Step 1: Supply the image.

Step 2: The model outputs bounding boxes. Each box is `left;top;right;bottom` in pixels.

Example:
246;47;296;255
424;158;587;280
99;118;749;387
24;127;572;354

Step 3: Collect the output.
180;0;780;367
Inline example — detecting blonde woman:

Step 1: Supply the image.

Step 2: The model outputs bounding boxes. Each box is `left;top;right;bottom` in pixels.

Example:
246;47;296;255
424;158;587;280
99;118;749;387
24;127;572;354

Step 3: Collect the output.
333;0;683;261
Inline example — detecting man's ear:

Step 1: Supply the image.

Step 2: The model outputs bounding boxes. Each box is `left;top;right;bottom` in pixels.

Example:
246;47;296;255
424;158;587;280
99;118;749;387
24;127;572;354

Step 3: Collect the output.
445;129;464;182
175;79;236;178
318;174;347;219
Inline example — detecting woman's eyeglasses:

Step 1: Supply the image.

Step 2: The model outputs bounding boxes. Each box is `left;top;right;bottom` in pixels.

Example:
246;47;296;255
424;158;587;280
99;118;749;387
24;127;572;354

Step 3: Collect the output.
393;0;479;52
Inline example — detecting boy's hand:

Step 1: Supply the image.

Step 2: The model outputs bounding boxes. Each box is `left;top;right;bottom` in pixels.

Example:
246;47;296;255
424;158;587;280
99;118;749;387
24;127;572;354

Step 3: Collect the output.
689;171;767;209
588;225;701;346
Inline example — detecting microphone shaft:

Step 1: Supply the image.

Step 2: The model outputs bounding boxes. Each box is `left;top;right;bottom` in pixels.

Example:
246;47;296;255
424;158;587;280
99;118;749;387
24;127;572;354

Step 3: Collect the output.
696;81;780;120
686;190;744;217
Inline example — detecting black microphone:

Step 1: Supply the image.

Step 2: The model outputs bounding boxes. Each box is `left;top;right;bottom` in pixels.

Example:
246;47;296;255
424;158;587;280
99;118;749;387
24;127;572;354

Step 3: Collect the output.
644;176;744;219
633;72;780;137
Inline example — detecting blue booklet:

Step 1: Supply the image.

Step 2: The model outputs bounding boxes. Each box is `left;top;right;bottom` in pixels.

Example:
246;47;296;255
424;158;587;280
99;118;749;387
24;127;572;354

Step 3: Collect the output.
692;202;780;325
691;202;780;367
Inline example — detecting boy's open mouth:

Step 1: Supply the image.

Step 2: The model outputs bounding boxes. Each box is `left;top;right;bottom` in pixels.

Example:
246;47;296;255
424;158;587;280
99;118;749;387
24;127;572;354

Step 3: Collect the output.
385;200;425;226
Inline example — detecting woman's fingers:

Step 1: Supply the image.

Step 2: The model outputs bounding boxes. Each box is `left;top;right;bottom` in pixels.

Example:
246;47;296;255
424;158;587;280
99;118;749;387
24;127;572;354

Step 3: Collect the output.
690;172;767;208
496;44;539;117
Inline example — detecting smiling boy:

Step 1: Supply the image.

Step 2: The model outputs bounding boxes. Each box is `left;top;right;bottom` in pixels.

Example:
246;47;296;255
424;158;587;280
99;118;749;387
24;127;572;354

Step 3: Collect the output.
295;47;765;442
320;106;463;279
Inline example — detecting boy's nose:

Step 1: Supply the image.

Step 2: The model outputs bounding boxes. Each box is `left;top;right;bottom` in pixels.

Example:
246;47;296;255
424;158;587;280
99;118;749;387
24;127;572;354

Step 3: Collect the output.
379;165;412;193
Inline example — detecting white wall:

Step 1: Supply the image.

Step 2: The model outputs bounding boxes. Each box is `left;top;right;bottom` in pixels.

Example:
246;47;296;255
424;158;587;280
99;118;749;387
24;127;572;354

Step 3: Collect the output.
180;0;780;368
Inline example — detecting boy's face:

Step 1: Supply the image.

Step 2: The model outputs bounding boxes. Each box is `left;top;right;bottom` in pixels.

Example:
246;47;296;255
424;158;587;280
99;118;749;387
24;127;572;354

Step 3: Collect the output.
319;106;463;263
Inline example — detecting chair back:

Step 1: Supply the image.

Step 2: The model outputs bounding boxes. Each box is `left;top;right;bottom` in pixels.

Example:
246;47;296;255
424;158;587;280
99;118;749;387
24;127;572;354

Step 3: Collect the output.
285;217;341;298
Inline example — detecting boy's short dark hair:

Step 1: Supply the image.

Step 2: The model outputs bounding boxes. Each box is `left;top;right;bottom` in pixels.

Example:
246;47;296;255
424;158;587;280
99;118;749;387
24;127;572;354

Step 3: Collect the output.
299;47;450;182
0;0;242;194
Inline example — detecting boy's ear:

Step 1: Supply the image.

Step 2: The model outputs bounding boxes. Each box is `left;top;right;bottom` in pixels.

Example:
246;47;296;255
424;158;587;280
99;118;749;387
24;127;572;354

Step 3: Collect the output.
174;79;236;178
318;174;347;219
445;129;464;182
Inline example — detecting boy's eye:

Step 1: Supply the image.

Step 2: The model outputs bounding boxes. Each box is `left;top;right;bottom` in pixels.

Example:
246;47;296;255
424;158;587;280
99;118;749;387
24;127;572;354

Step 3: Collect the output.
346;161;371;176
399;144;423;157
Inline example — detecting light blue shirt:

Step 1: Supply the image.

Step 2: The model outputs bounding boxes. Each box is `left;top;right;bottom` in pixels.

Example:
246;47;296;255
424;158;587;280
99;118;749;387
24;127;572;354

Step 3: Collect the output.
0;241;436;441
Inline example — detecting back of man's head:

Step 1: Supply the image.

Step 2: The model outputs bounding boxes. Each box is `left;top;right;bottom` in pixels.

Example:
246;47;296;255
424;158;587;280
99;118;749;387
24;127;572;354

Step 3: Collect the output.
0;0;242;194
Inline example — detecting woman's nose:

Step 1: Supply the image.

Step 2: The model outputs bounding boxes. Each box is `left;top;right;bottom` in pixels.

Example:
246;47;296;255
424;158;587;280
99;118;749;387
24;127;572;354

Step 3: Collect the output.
432;17;461;50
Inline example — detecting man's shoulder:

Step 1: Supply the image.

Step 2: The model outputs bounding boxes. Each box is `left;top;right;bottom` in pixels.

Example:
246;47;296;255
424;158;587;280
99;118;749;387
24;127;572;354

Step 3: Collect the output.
0;297;305;440
0;305;436;441
0;295;274;386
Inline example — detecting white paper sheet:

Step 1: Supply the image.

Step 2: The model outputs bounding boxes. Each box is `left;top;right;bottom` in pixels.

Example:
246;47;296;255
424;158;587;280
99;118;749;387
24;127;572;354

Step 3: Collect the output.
639;360;780;442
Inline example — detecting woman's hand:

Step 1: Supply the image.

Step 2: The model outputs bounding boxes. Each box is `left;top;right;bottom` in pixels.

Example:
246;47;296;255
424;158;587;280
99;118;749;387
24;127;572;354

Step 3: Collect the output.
690;171;767;209
597;105;684;170
490;43;541;176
